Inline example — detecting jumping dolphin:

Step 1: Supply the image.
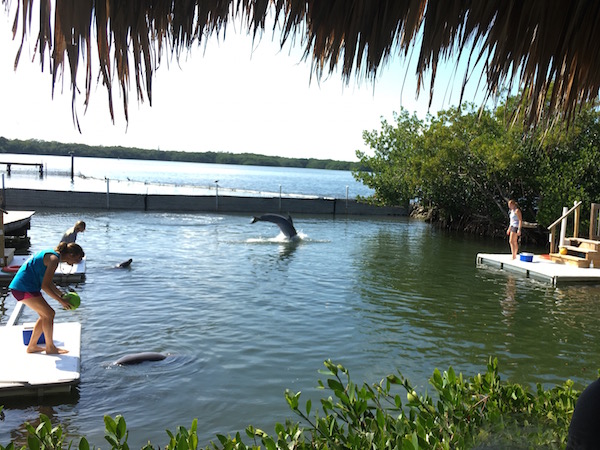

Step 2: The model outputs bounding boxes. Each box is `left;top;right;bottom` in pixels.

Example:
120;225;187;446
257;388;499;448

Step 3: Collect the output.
251;213;298;239
115;258;133;269
114;352;166;365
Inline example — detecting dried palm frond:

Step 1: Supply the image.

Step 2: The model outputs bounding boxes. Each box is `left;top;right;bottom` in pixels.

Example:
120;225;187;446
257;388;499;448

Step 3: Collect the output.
4;0;600;130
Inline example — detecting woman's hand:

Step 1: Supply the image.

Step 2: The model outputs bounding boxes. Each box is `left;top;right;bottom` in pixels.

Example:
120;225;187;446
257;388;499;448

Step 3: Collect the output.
60;293;74;310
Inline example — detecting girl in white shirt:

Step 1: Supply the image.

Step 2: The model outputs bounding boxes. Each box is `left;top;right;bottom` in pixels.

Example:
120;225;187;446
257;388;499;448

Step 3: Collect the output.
506;199;522;259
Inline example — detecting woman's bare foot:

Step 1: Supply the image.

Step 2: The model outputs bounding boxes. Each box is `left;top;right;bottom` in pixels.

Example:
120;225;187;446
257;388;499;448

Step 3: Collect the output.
45;346;69;355
26;345;46;353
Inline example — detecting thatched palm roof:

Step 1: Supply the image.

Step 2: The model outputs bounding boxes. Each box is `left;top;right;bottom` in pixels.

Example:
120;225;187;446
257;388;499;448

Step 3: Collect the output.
5;0;600;128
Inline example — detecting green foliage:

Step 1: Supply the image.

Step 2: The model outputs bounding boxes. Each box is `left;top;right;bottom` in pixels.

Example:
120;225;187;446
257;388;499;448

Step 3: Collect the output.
165;419;199;450
353;109;422;206
104;415;129;450
0;138;357;172
263;358;575;449
531;108;600;229
0;413;90;450
354;99;600;233
0;359;580;449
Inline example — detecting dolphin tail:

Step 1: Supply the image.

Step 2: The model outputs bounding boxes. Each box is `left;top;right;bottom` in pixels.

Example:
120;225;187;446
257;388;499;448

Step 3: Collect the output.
251;216;260;224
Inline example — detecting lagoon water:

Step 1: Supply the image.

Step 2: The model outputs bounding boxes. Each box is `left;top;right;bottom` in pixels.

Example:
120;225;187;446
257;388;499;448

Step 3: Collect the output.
1;161;600;447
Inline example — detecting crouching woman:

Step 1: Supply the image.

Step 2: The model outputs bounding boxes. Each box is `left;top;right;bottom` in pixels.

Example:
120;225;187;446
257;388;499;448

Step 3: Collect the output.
9;242;85;354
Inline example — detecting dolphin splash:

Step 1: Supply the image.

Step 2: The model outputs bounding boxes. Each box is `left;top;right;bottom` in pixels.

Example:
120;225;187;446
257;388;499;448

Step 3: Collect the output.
251;213;298;239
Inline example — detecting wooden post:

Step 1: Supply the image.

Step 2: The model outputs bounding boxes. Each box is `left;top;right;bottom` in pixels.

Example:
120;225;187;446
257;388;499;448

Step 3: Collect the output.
0;207;6;267
106;178;110;209
70;152;75;182
550;226;556;253
590;203;600;240
574;201;580;238
560;206;568;248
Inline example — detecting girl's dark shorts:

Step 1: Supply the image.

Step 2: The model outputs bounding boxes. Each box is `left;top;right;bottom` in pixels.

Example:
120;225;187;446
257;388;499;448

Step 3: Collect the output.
11;290;42;301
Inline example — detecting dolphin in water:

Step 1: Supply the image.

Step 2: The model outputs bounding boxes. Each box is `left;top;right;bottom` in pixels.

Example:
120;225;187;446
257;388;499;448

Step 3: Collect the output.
115;258;133;269
114;352;166;365
251;213;298;239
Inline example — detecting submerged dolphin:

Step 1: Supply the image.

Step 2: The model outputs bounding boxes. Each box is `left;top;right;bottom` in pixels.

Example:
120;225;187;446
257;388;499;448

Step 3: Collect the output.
115;258;133;269
251;213;298;239
114;352;166;365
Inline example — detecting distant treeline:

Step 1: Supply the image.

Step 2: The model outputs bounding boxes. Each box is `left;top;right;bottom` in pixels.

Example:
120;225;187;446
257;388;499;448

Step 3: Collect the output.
0;137;362;171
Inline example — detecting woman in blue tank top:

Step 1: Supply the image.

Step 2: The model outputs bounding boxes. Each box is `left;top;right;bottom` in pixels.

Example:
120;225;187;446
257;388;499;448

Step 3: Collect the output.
9;242;85;354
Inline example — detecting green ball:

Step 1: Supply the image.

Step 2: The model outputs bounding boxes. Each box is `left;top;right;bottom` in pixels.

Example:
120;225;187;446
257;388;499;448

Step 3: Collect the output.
64;292;81;309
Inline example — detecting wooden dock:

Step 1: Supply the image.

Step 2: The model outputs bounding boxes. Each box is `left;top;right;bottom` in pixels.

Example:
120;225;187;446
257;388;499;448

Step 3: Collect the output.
0;301;81;398
477;253;600;286
0;161;44;177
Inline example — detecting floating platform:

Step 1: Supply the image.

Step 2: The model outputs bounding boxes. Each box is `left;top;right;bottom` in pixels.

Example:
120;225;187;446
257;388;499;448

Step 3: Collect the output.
0;255;86;284
477;253;600;286
0;301;81;398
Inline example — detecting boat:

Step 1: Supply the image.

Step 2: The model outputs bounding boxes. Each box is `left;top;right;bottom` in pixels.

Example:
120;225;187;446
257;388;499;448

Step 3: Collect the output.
0;299;81;398
3;210;35;236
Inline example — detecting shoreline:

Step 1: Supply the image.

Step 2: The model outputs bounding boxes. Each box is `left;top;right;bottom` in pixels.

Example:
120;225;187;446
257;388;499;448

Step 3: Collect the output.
2;188;406;216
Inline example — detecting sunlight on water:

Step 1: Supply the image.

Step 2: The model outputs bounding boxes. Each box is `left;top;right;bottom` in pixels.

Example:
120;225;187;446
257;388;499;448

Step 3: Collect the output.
1;211;600;447
0;154;373;199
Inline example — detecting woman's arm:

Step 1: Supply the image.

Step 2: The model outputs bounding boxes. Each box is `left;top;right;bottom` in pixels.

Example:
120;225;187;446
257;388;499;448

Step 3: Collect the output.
517;208;523;234
41;253;71;309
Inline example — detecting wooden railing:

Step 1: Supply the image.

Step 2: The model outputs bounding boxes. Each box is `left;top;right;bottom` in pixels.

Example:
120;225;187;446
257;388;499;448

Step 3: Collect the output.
547;200;582;253
590;203;600;240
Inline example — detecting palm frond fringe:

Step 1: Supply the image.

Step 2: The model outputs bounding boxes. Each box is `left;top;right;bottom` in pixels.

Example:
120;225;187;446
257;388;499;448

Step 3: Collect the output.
5;0;600;129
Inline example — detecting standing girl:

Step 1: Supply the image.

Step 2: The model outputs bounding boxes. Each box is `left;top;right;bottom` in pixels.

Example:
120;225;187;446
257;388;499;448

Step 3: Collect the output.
506;199;522;260
9;242;85;354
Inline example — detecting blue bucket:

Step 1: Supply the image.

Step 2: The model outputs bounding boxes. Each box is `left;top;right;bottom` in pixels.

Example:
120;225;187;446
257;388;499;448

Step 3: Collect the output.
22;329;45;345
519;253;534;262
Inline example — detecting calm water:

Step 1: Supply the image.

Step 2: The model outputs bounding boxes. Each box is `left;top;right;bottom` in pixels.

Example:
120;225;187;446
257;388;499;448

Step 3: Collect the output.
0;154;373;199
1;210;600;447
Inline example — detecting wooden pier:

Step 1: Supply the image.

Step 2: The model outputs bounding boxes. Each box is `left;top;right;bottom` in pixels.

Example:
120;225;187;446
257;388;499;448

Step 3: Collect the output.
0;161;44;177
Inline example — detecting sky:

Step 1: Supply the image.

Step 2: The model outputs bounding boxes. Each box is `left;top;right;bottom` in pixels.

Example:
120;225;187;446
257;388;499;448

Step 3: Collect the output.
0;9;486;162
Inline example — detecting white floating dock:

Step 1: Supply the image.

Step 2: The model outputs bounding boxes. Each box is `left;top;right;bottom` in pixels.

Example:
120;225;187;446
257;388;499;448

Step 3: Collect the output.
0;301;81;398
477;253;600;286
0;255;86;284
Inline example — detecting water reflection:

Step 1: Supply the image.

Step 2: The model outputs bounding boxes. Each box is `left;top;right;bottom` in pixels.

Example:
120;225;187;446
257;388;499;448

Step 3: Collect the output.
277;240;301;260
3;391;80;447
353;224;600;387
500;276;517;328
